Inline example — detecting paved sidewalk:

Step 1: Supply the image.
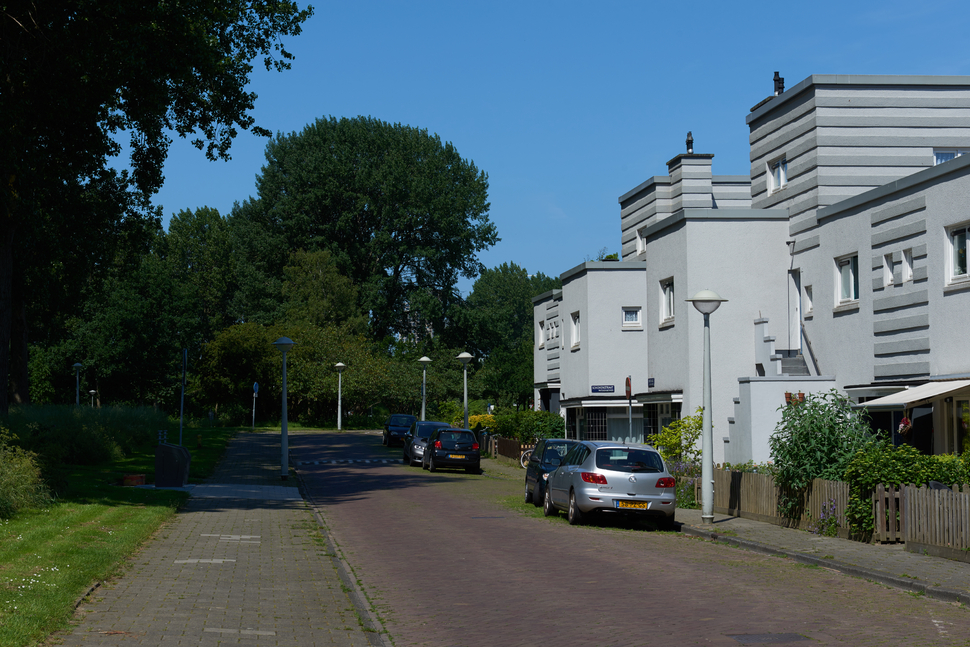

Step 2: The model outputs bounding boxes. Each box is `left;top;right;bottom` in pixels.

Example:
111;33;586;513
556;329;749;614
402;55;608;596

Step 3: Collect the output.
56;432;377;646
676;507;970;605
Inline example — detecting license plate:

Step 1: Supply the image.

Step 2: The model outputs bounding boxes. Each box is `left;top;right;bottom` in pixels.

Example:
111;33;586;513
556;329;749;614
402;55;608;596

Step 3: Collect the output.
449;454;466;459
616;500;650;510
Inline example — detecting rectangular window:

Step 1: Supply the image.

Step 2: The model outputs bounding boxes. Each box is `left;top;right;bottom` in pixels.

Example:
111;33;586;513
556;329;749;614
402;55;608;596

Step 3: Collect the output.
935;149;970;165
950;224;969;281
883;254;894;288
585;408;607;441
768;156;787;193
622;306;641;328
537;321;545;349
660;279;675;323
804;285;813;314
636;229;646;255
837;255;859;303
902;248;914;283
571;311;581;348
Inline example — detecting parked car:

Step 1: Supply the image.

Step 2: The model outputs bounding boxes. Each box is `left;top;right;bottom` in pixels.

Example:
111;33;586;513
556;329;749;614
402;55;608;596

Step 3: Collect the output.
422;428;481;474
543;441;676;529
525;438;579;507
383;414;417;446
403;420;451;466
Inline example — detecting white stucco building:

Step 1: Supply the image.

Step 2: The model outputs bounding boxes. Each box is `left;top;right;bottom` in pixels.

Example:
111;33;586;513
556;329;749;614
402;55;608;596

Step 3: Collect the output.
535;73;970;463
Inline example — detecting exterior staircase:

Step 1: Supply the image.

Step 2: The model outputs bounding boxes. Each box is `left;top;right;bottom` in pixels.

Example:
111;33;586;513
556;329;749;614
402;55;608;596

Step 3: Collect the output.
780;354;810;376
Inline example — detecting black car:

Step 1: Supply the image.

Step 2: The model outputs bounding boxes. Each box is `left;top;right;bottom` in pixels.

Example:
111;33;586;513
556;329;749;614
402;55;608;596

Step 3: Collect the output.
524;438;578;507
383;414;417;446
422;428;481;474
403;420;451;466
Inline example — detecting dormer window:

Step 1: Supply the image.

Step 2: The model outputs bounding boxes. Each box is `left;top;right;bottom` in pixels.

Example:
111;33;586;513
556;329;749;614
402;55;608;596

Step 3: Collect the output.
767;156;787;193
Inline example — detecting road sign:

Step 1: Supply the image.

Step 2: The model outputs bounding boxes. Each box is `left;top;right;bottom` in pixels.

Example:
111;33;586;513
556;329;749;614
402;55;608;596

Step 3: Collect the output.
625;376;631;399
254;382;259;394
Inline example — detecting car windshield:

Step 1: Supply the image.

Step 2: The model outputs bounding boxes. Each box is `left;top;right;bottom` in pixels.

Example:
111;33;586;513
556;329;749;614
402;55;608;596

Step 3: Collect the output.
541;442;572;463
595;448;664;473
389;415;415;426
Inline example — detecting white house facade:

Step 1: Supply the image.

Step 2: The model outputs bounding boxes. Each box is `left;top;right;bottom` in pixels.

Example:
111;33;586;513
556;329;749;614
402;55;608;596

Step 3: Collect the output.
535;73;970;464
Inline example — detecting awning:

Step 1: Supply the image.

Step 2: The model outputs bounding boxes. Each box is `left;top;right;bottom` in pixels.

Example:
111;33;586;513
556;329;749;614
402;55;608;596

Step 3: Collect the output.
857;380;970;411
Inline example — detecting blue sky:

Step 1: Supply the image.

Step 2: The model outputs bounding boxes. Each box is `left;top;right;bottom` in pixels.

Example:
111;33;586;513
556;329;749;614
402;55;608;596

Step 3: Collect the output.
151;0;969;294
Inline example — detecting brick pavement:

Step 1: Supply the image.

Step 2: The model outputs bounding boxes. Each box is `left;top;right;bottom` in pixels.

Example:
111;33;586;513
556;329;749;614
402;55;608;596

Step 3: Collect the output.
54;431;377;647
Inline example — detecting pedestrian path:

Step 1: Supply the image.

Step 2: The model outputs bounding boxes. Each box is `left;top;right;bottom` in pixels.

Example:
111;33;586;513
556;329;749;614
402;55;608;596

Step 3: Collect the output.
676;507;970;605
55;431;378;647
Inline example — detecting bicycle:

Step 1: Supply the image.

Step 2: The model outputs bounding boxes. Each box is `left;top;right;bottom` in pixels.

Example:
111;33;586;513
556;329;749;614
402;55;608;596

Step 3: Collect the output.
519;436;539;469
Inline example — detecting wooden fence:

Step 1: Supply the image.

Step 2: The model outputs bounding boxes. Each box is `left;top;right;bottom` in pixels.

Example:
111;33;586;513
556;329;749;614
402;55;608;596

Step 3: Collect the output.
707;469;850;536
495;437;532;461
873;484;970;560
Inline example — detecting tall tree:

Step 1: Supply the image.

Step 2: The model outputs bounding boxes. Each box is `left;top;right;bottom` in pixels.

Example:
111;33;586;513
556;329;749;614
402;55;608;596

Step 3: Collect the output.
0;0;312;412
235;116;497;341
282;249;367;333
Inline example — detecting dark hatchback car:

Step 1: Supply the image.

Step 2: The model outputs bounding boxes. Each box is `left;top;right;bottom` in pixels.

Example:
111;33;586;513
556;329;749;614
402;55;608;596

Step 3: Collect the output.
403;420;451;466
524;438;578;507
422;428;481;474
383;414;417;446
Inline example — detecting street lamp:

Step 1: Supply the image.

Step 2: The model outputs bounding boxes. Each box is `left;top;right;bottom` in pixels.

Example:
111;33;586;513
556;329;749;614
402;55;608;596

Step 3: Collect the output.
685;289;728;526
272;337;296;481
89;389;96;408
457;352;472;430
73;363;83;406
418;356;431;421
335;362;346;430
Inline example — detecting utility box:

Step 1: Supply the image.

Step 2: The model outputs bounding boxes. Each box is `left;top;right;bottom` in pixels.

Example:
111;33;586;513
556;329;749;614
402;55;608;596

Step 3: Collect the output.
155;443;191;487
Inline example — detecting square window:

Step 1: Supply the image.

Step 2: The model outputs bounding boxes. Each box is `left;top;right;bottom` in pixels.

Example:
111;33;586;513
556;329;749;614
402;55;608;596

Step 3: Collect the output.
949;224;969;281
660;279;675;323
767;156;787;193
622;307;641;328
837;255;859;303
571;312;581;348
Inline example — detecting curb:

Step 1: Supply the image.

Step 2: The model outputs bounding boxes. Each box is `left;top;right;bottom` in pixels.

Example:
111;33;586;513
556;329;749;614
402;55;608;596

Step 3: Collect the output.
677;523;970;606
295;469;390;647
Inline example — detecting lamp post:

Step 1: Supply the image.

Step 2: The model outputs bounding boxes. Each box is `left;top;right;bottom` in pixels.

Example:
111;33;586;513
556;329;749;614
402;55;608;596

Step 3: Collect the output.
272;337;296;481
418;356;431;421
73;363;83;407
89;389;96;408
685;289;727;526
457;352;472;429
335;362;346;430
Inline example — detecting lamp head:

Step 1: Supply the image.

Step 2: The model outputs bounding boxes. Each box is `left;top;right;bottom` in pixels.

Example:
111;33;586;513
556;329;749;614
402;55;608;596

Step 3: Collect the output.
335;362;346;373
272;337;296;354
685;289;727;315
456;352;473;366
73;362;83;371
418;356;432;366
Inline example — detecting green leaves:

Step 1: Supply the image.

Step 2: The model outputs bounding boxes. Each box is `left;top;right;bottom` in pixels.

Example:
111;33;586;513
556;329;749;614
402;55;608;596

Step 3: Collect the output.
648;406;703;464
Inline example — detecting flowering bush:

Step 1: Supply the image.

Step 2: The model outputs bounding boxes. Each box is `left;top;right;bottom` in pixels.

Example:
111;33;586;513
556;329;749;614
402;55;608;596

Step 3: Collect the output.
807;498;840;537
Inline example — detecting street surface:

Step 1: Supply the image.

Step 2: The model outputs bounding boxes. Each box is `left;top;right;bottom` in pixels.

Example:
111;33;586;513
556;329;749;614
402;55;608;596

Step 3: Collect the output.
291;431;970;647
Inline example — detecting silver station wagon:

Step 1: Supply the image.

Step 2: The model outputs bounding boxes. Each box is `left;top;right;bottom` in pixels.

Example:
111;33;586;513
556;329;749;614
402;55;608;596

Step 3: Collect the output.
543;441;677;529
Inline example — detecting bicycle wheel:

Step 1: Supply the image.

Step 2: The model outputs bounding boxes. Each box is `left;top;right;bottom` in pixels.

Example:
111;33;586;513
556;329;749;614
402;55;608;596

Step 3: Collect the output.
520;449;532;469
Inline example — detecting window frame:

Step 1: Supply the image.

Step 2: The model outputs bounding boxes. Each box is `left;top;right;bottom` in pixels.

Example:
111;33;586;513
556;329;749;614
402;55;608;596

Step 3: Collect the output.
836;254;860;304
803;284;813;315
934;149;970;165
948;223;970;283
883;253;895;288
767;155;788;193
570;311;581;349
659;278;675;325
622;306;642;329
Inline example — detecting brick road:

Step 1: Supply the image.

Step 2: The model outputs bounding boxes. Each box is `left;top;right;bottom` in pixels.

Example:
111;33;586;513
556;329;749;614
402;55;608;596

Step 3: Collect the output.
292;430;970;647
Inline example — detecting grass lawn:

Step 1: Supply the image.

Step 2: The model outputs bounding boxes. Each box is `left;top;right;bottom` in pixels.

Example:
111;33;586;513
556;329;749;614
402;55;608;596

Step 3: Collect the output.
0;425;241;647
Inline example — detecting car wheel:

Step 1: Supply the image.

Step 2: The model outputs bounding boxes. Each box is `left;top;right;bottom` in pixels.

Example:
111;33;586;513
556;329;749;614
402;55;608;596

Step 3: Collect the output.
543;487;556;517
657;514;676;531
533;481;544;508
567;491;585;526
422;455;429;471
382;433;388;446
524;481;533;504
428;454;437;472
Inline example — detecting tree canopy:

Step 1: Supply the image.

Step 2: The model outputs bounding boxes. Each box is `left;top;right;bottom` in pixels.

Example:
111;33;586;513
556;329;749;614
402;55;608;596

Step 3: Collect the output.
234;115;498;341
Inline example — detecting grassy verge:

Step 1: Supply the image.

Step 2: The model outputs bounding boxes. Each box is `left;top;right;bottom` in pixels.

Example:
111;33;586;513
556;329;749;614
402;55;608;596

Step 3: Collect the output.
0;426;241;647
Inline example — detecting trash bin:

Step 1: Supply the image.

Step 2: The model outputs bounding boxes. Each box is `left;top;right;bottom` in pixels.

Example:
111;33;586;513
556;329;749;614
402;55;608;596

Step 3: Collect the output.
155;443;191;487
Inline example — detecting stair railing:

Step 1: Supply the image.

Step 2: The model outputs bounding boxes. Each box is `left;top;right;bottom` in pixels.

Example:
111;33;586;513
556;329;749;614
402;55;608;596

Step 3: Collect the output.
800;323;821;376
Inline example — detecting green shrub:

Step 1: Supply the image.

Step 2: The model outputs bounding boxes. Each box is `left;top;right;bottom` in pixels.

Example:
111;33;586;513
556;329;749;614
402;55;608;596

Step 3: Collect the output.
0;428;51;518
490;410;564;442
768;389;877;519
843;442;970;537
647;407;702;464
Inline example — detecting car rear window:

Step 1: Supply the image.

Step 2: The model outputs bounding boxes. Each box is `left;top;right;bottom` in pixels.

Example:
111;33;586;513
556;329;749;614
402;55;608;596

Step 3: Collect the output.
440;431;475;442
390;415;415;425
595;448;664;473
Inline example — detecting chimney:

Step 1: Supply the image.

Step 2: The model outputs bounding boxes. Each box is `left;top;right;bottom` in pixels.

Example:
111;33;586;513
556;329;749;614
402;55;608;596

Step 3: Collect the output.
773;71;785;96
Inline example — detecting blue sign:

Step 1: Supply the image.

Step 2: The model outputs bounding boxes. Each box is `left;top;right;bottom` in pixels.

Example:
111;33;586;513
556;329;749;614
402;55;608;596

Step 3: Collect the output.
253;382;259;394
648;378;655;388
591;385;615;393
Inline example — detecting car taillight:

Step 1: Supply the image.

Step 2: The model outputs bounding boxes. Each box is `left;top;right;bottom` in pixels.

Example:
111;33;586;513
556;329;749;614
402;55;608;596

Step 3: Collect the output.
434;440;442;449
656;477;676;488
581;472;608;484
472;442;479;450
